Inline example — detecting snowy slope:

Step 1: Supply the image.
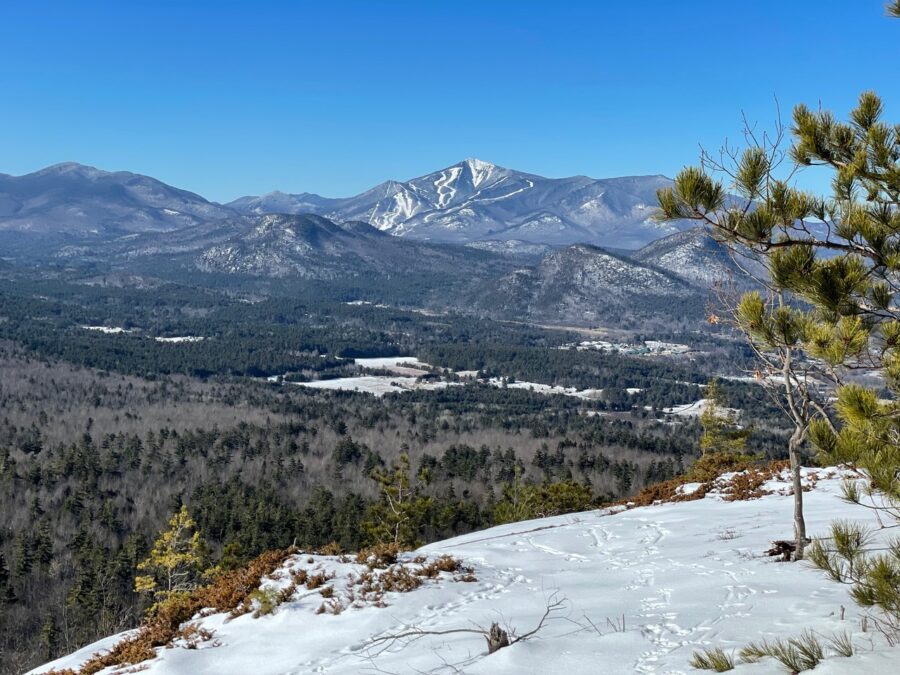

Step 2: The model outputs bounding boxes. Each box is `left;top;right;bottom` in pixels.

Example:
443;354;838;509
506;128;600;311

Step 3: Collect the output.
229;159;692;249
32;468;895;675
633;227;766;288
477;243;703;325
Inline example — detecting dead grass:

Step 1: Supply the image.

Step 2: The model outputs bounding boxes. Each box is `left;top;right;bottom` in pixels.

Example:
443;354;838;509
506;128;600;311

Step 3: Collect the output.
65;543;473;671
621;456;796;508
305;571;334;590
74;547;295;674
355;542;401;568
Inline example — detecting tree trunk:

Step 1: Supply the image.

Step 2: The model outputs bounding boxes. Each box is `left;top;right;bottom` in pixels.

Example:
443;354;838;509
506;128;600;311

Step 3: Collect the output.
789;430;807;560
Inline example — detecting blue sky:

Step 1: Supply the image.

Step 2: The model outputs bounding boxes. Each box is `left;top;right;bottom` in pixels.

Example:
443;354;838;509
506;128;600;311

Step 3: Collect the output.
1;1;897;202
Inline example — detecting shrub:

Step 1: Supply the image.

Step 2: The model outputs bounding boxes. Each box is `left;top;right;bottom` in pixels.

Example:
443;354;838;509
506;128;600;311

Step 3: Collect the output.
827;631;855;658
355;542;400;568
739;631;824;672
690;647;735;671
247;587;283;617
76;548;294;674
305;571;334;590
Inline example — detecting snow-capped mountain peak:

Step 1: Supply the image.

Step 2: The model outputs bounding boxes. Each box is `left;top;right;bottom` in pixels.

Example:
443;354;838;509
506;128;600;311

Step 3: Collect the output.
460;157;502;188
228;161;688;248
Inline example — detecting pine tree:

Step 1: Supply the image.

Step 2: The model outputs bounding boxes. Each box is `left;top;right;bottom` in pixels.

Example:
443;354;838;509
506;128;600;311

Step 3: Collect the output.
492;465;536;524
13;532;32;578
0;551;16;604
39;615;59;659
134;505;207;603
698;380;749;456
362;453;432;548
657;0;899;619
34;520;53;571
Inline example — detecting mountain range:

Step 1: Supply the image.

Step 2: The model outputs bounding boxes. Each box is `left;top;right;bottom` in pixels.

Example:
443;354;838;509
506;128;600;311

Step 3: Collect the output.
0;159;749;326
0;159;691;250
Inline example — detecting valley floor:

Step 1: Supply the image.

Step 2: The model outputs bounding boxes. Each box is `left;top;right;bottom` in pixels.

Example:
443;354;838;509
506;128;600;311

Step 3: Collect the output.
33;469;896;674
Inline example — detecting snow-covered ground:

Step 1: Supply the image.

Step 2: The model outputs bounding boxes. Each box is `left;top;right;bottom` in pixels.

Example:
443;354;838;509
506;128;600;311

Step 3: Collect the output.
487;377;604;400
80;327;206;343
354;357;431;376
154;336;205;343
564;339;692;356
79;325;133;334
32;468;896;674
284;358;607;399
289;357;443;396
294;376;453;397
663;398;741;418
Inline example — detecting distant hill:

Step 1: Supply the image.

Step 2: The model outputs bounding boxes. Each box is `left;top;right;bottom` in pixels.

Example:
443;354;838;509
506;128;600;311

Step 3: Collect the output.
475;243;703;325
73;212;517;285
192;213;506;280
0;163;234;239
632;226;765;288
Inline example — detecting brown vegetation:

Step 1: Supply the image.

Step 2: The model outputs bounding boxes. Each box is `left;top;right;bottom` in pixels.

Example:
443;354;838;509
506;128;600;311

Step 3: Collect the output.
622;455;796;508
71;548;295;674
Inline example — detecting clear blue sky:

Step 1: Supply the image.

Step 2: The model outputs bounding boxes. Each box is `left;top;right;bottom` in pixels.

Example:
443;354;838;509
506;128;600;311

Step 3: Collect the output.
1;1;897;202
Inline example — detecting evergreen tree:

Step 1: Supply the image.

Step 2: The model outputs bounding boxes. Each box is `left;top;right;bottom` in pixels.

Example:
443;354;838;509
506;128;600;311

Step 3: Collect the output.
39;615;58;660
362;453;432;548
698;379;749;456
493;465;595;524
13;533;32;578
134;505;207;604
0;552;15;604
492;465;536;524
657;0;899;617
34;521;53;571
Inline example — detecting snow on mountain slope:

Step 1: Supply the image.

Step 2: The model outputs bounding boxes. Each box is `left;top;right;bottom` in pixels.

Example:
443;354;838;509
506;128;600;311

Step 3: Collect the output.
32;468;896;675
180;213;515;280
228;159;693;249
477;243;704;325
632;227;765;288
0;163;235;236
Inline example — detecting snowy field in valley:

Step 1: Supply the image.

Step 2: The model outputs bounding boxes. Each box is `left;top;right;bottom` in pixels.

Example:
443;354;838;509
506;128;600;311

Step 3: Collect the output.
486;377;604;400
154;336;205;343
293;376;453;397
80;325;133;334
663;398;741;418
32;468;896;675
353;357;432;376
288;357;608;400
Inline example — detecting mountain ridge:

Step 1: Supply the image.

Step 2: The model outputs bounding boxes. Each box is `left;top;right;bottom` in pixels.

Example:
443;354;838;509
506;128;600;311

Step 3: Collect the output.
227;159;688;248
0;160;692;251
0;162;235;238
